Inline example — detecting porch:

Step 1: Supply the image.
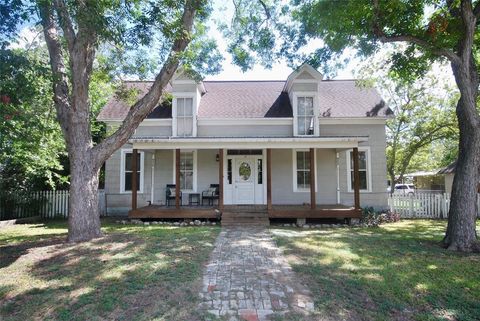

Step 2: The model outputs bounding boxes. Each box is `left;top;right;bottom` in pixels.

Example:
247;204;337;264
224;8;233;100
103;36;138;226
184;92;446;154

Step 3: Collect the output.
126;138;365;221
128;204;362;219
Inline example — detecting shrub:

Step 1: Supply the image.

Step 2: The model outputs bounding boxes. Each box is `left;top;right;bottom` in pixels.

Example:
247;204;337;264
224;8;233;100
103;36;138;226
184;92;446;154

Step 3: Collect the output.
361;207;400;227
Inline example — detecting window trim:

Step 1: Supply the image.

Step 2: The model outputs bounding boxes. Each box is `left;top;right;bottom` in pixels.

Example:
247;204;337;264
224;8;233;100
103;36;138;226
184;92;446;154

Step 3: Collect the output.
120;149;145;194
292;149;318;192
292;92;319;137
346;147;372;193
172;92;197;137
172;150;197;192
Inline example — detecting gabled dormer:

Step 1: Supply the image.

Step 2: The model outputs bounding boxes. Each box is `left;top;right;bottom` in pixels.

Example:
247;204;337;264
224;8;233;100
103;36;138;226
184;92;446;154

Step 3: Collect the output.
170;67;206;137
284;64;323;137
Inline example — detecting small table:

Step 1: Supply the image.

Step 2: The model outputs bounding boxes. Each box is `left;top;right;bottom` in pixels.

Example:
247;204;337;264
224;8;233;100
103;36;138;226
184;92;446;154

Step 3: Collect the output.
188;193;201;206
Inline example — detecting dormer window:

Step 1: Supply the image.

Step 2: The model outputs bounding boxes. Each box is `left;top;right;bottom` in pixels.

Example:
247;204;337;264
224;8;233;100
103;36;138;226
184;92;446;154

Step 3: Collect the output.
297;96;314;135
175;97;194;137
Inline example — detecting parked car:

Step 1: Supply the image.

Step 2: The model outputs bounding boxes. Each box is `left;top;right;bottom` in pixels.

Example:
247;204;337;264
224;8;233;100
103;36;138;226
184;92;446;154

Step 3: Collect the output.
392;184;416;195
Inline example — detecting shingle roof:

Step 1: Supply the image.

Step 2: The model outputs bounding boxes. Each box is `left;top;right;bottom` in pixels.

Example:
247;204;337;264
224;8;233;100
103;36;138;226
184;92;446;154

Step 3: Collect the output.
97;79;391;120
437;161;457;174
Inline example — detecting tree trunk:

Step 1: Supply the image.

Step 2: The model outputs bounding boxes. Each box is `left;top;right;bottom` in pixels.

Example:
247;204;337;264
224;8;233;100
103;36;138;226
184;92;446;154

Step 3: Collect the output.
443;59;480;252
67;150;102;242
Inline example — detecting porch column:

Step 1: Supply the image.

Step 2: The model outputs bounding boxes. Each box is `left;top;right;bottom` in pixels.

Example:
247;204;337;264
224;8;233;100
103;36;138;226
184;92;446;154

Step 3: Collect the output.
353;147;360;210
218;149;224;211
131;148;138;210
310;148;316;209
267;149;272;210
175;149;180;209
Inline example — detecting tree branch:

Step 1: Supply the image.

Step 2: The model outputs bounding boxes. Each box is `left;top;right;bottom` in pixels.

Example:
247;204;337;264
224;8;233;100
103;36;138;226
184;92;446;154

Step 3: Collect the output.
92;0;198;166
53;0;76;53
473;0;480;18
371;0;461;64
377;34;461;65
38;1;72;145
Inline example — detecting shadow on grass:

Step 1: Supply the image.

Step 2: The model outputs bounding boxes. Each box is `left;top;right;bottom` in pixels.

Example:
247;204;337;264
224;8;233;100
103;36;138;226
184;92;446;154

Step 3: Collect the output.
272;220;480;321
0;224;219;321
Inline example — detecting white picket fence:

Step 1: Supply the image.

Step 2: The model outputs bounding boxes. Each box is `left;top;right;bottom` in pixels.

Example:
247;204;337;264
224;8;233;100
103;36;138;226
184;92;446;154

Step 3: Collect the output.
388;192;480;219
0;189;106;220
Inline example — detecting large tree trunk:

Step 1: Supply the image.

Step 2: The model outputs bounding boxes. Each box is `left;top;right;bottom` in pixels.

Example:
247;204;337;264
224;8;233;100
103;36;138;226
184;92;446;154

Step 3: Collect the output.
443;59;480;252
68;156;102;242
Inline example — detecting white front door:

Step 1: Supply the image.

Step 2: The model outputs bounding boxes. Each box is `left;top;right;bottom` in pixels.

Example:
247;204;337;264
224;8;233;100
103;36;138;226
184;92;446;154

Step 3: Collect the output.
234;157;256;204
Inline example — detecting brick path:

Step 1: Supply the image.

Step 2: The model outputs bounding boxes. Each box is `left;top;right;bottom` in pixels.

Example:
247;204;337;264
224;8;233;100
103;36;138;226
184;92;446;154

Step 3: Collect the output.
199;227;314;321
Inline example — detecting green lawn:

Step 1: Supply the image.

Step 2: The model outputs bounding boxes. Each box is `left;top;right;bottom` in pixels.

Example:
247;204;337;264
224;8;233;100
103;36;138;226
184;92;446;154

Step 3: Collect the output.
0;219;220;321
271;220;480;321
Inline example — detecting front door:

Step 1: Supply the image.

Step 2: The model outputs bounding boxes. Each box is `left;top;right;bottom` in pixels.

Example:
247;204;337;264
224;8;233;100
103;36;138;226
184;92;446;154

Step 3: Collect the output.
234;157;255;204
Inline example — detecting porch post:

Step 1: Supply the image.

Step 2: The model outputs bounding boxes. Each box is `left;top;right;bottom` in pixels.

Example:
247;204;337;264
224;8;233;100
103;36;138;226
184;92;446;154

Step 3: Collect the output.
218;149;224;211
175;149;181;209
131;148;138;210
267;149;272;210
353;147;360;210
310;148;316;209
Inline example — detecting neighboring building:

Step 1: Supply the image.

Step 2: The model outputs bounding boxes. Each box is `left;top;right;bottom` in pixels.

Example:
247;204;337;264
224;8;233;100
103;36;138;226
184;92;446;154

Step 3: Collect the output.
437;161;480;194
98;64;392;221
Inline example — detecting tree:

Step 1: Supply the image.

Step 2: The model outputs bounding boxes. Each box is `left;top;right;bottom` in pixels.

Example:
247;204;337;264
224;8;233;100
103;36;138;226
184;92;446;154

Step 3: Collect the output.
225;0;480;252
0;46;66;192
357;53;458;192
1;0;219;242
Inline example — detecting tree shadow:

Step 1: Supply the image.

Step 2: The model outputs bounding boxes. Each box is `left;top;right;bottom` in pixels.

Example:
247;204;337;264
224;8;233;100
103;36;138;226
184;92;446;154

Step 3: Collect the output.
273;222;480;321
0;226;219;321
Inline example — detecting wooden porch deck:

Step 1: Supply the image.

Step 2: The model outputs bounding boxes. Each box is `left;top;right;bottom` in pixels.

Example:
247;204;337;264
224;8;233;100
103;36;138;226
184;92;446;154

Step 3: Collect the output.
129;205;219;219
128;204;361;219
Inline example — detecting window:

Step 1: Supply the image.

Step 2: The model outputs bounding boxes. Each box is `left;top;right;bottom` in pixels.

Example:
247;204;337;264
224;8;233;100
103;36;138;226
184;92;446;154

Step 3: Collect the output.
257;159;263;184
296;97;314;135
227;159;232;184
347;148;370;192
120;150;144;193
176;97;194;136
179;151;195;190
295;151;310;190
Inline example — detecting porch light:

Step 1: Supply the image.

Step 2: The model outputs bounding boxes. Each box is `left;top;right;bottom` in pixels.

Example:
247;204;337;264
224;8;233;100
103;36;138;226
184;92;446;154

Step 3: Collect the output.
216;154;220;162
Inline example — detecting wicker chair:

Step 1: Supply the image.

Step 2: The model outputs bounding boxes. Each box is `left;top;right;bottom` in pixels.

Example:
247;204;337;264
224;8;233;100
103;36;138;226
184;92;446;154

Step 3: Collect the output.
165;184;182;206
201;184;219;206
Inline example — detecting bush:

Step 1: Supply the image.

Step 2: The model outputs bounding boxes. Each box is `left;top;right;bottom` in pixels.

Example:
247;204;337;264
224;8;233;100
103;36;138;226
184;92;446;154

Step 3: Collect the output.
361;207;400;227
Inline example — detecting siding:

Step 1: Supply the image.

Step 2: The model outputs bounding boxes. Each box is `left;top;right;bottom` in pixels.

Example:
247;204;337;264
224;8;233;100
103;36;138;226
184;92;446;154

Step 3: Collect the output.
135;125;172;136
321;124;388;209
197;124;293;137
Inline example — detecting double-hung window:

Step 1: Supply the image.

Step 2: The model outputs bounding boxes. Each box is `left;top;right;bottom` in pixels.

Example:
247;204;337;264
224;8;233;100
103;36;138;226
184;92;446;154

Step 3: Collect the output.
121;150;144;193
295;150;311;190
296;97;315;135
347;148;370;191
176;97;194;136
179;151;194;190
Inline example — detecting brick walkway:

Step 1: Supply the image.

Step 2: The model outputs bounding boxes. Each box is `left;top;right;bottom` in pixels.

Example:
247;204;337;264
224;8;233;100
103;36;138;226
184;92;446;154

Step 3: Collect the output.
199;227;314;321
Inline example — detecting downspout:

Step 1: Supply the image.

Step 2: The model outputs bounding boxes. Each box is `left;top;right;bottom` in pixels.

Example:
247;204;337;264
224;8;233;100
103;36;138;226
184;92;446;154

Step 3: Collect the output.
336;152;340;204
151;153;155;204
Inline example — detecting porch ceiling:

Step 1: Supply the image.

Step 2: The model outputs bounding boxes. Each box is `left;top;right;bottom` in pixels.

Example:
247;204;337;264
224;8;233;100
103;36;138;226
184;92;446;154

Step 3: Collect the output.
129;135;368;150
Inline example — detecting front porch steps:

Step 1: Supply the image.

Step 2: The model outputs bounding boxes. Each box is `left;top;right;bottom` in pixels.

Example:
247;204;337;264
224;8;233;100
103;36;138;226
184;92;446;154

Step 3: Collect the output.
221;211;270;227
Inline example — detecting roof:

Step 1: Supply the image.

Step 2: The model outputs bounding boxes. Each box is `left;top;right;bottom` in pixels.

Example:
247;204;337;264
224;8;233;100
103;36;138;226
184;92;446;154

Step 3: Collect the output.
97;79;392;121
438;161;457;175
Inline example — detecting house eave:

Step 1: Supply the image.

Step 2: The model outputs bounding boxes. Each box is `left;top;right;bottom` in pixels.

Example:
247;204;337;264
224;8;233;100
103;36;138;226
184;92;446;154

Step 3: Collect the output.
128;135;368;150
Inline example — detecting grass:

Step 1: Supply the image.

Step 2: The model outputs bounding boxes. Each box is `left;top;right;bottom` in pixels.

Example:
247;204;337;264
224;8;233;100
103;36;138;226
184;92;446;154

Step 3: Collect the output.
271;220;480;321
0;219;220;321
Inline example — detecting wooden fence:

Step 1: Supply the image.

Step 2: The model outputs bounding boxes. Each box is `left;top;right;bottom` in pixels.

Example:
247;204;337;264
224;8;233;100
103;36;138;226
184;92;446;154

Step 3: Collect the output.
0;190;106;220
388;192;480;219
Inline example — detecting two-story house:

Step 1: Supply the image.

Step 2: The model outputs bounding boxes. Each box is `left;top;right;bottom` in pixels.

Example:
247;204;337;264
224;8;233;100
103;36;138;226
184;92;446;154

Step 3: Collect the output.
98;64;392;223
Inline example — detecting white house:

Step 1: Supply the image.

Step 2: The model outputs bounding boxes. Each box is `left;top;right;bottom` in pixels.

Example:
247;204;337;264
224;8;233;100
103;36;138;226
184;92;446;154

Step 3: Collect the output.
98;64;392;223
